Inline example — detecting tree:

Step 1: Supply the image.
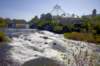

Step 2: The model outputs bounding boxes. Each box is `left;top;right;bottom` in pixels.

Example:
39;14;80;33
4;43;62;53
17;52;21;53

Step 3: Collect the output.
66;24;75;32
40;14;45;20
5;18;12;28
94;24;100;34
30;16;39;24
29;16;39;28
53;25;63;33
92;9;96;17
36;20;46;29
43;24;53;31
40;13;52;21
93;16;100;34
45;13;52;21
0;18;7;28
81;17;93;32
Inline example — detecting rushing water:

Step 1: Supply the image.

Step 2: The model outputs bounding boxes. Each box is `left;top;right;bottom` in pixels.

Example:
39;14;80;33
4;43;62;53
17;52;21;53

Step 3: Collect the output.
0;29;98;66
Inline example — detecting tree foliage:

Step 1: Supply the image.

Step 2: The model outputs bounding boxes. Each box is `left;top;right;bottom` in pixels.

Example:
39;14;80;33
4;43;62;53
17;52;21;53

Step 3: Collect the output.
0;18;7;28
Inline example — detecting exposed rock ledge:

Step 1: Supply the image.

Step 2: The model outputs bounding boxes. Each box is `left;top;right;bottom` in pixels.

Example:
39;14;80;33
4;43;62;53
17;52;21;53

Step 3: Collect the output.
0;30;97;66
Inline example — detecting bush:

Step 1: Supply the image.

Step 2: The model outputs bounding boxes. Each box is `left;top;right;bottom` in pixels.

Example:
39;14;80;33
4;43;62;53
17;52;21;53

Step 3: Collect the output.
0;18;7;28
0;32;10;42
64;32;95;43
95;35;100;44
53;25;63;33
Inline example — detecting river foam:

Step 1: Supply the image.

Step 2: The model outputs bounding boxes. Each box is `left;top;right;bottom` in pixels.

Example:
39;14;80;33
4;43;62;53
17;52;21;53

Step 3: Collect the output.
0;30;96;66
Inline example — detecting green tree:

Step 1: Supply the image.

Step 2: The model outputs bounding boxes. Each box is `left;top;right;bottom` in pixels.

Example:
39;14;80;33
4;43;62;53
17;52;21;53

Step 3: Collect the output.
36;20;46;29
91;16;100;34
94;20;100;34
0;18;7;28
81;17;93;33
30;16;39;24
66;24;74;32
53;25;63;33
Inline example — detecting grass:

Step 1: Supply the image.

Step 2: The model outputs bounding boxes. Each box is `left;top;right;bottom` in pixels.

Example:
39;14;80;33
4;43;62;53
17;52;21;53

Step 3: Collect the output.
0;32;11;48
64;32;100;44
0;32;10;43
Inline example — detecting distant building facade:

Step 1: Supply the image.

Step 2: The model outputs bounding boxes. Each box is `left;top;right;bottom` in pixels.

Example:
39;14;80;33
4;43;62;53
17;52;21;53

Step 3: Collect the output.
7;19;29;29
58;17;82;25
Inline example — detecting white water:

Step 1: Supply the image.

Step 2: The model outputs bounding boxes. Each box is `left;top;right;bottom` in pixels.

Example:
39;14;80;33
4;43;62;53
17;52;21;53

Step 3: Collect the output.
0;30;97;66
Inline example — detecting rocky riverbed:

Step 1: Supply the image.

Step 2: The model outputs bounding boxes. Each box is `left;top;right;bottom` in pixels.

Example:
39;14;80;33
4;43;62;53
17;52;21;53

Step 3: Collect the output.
0;30;99;66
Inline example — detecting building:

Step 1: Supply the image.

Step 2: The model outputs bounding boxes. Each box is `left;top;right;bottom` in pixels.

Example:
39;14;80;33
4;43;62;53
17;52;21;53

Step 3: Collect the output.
13;19;27;29
58;17;82;25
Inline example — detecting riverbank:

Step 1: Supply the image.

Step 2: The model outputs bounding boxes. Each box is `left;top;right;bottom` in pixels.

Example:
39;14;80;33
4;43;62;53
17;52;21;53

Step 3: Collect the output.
64;32;100;44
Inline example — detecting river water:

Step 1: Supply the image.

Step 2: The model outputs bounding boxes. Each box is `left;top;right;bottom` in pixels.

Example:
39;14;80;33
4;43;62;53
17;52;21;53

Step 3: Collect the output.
0;29;99;66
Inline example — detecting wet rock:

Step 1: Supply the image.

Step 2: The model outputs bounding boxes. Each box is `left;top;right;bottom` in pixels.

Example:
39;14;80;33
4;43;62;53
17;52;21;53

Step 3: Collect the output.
22;57;62;66
52;42;66;52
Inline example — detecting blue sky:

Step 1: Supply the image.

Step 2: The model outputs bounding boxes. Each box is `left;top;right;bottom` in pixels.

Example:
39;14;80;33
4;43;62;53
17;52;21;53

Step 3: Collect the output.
0;0;100;21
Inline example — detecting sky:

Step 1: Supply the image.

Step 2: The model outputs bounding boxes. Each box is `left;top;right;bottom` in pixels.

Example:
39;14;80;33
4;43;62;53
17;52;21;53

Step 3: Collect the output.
0;0;100;21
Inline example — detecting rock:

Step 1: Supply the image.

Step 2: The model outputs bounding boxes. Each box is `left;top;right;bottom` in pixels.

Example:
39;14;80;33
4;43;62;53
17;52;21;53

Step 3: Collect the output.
22;57;62;66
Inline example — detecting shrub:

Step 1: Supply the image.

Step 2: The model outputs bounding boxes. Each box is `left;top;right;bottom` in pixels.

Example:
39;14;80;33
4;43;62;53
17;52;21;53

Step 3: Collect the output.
95;35;100;44
0;32;10;42
53;25;63;33
64;32;95;43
